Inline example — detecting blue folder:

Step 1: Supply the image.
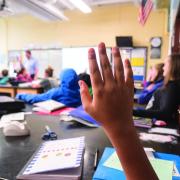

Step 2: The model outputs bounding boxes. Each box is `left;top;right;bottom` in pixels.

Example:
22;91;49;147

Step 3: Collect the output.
69;105;100;127
93;147;125;180
93;147;180;180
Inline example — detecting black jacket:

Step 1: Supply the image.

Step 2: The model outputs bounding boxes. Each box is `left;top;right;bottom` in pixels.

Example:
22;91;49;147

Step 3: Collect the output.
133;80;180;128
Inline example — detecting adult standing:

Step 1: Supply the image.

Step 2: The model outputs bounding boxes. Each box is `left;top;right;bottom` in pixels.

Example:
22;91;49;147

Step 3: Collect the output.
23;50;38;80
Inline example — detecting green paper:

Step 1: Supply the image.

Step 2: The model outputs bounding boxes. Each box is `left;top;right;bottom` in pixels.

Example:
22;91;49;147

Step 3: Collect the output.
150;159;173;180
103;152;123;171
103;152;174;180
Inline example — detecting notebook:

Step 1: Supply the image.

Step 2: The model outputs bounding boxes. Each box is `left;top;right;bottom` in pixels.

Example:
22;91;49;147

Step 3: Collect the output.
68;106;100;127
133;116;153;128
33;100;66;113
17;137;85;180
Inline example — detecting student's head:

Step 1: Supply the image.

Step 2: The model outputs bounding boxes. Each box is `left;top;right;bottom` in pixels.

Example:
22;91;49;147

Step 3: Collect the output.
45;66;53;78
25;50;32;60
163;54;180;83
60;68;79;89
150;63;164;82
18;67;27;75
1;69;8;77
78;73;91;88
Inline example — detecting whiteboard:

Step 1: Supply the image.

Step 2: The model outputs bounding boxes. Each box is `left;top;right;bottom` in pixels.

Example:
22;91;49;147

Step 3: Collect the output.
62;47;112;74
8;47;112;79
8;49;62;78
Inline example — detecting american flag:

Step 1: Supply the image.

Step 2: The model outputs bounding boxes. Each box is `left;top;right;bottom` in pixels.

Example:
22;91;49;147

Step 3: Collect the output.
138;0;154;25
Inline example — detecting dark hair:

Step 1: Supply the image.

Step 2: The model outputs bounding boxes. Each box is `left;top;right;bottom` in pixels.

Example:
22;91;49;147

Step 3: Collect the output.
25;50;31;55
153;63;164;82
170;54;180;80
78;73;91;87
18;67;26;75
2;69;8;77
165;53;180;85
45;66;54;77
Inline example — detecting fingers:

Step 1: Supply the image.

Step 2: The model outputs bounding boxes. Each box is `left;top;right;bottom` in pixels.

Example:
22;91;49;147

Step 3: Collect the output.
124;59;134;88
88;48;103;89
79;80;92;112
98;43;114;83
112;47;125;84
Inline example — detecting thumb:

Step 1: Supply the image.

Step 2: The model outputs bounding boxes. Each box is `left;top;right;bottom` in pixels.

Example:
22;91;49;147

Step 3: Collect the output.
79;80;92;111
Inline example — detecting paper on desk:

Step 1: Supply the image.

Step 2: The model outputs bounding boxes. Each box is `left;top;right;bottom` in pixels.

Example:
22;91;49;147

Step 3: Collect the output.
103;152;174;180
103;148;155;172
103;152;123;171
149;127;180;137
139;132;176;143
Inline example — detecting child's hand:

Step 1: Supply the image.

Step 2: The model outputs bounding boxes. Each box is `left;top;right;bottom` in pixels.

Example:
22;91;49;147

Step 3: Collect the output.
79;42;134;131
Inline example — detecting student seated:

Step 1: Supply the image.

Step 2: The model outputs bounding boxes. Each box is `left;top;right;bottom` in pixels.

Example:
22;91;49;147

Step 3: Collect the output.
78;72;92;96
16;67;32;82
0;69;9;85
16;68;81;107
135;63;164;104
44;66;59;88
79;42;158;180
133;54;180;128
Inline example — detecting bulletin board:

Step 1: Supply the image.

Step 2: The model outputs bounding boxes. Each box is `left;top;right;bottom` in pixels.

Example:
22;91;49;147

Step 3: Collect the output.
120;47;147;82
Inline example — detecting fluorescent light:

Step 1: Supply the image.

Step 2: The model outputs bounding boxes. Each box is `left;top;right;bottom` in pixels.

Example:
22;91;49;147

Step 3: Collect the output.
68;0;92;13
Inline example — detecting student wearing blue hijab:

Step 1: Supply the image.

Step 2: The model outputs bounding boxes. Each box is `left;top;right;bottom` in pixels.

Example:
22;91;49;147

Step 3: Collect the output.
16;69;81;107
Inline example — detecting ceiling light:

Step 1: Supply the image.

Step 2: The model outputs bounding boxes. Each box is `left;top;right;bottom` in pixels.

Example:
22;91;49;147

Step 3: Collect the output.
68;0;92;13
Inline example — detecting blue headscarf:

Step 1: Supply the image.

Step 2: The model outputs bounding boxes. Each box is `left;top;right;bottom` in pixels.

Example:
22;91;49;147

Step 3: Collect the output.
16;69;81;107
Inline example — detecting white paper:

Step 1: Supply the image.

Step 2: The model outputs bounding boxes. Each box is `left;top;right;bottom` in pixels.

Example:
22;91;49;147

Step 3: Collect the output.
149;127;180;137
1;112;25;121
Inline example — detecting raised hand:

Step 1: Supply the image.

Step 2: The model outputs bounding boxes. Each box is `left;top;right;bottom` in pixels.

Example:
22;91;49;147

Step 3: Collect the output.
79;42;134;131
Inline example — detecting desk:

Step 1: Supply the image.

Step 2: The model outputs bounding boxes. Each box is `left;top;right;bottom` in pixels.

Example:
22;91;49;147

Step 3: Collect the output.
16;87;43;95
0;114;179;180
0;85;43;97
0;86;16;97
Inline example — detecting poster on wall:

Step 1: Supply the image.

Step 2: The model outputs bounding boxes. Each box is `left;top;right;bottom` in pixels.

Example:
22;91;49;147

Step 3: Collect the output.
120;47;147;82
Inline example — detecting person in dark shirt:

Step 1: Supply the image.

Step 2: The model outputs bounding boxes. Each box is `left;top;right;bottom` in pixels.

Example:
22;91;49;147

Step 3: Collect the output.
133;54;180;128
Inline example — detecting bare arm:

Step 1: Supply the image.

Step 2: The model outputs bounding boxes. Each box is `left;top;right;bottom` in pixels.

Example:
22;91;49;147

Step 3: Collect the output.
79;42;158;180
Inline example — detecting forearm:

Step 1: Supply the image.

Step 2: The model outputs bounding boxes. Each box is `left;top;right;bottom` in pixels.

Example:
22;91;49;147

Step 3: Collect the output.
103;120;158;180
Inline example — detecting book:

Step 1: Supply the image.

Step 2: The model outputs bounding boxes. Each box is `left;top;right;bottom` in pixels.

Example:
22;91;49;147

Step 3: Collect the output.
17;137;85;180
33;100;66;113
133;116;153;128
67;106;100;127
93;147;178;180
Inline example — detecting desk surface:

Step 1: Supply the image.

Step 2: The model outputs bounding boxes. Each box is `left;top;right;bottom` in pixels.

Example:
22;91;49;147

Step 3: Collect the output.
0;114;180;180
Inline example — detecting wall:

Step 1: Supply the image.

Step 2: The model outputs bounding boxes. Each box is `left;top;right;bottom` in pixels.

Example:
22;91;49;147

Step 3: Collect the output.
0;3;169;73
0;19;8;69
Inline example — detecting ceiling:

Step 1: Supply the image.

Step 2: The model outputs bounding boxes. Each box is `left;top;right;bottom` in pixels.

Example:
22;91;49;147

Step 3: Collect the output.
0;0;137;21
